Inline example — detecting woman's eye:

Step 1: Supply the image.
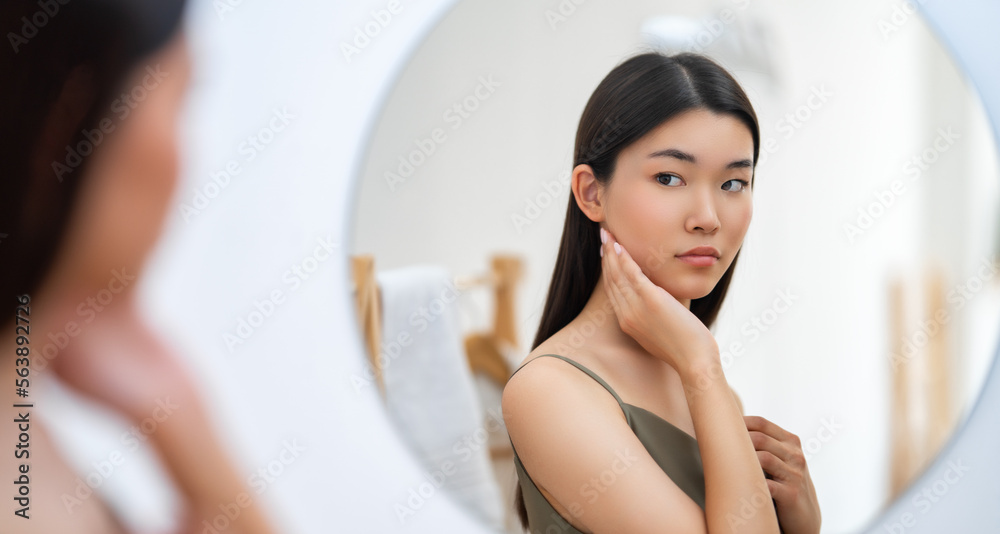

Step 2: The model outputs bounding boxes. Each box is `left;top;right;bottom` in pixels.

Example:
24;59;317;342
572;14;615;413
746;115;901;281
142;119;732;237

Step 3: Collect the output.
656;173;682;186
723;179;750;192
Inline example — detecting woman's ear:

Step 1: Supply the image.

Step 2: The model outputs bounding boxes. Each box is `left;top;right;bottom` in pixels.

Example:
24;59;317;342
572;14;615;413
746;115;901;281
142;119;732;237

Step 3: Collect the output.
571;163;605;223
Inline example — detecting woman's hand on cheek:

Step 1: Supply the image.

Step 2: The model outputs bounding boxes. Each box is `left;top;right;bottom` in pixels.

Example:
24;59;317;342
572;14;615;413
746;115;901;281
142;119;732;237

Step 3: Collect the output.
48;295;198;421
599;227;719;376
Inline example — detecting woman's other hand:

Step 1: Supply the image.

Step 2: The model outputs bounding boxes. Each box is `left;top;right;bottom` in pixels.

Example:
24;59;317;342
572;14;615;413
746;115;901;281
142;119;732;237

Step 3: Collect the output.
599;226;719;377
745;415;822;534
47;294;278;534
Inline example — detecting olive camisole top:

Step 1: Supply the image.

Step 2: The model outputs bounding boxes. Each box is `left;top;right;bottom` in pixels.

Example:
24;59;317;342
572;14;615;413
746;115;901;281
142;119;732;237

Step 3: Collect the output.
508;354;707;533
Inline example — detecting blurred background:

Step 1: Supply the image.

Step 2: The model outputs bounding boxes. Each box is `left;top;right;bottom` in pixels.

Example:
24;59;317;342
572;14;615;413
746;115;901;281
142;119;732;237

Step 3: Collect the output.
25;0;1000;533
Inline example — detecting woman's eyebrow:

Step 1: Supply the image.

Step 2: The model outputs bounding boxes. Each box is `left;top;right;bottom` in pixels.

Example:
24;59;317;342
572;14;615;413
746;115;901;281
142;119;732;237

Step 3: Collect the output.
648;148;752;169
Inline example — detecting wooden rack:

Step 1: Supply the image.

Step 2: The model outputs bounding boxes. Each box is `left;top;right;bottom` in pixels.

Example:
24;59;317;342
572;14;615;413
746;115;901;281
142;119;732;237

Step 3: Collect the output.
350;254;524;460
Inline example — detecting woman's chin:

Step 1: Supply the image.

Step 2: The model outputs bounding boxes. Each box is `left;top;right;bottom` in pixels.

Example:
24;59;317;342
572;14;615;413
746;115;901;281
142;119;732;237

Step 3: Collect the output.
655;278;718;302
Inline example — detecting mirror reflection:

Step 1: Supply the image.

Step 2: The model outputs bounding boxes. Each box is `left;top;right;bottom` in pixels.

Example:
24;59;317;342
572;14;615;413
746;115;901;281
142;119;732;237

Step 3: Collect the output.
349;0;1000;532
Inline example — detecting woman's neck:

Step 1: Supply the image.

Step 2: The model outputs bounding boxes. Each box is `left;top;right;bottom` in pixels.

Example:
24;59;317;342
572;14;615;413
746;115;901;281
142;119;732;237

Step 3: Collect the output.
570;269;691;364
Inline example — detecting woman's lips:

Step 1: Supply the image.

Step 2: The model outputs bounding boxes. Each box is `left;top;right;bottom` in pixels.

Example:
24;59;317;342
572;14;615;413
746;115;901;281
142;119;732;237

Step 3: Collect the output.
676;255;718;267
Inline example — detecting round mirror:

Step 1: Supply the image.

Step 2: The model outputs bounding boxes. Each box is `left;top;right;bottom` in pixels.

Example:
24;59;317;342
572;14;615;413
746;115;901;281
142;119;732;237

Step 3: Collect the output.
349;0;1000;531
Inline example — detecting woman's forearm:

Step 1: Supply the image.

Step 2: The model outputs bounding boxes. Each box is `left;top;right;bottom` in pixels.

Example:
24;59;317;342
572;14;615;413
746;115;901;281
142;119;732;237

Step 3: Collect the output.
680;356;780;534
153;387;278;534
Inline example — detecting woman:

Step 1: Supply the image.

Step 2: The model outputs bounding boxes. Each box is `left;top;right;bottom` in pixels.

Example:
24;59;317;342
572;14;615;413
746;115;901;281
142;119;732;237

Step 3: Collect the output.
1;1;278;533
501;52;821;533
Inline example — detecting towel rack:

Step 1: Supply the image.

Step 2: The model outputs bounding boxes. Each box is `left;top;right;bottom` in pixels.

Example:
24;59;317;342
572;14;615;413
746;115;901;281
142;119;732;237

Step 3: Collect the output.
350;253;523;461
349;254;524;392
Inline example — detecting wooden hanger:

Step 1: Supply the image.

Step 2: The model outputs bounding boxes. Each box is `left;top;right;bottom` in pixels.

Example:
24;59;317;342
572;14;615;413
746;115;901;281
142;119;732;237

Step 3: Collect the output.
351;254;385;397
463;255;523;461
464;255;523;389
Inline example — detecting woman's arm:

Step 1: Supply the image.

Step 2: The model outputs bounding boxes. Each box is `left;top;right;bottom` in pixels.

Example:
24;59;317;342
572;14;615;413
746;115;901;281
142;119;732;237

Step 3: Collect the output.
681;358;779;533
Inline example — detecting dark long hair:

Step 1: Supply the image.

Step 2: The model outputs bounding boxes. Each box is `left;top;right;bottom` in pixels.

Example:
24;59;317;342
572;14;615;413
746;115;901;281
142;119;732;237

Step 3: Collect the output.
0;0;186;309
514;51;760;530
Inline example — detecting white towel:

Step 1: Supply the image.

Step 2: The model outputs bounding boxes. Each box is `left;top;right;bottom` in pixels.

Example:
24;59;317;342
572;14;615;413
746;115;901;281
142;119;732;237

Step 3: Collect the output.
377;265;506;532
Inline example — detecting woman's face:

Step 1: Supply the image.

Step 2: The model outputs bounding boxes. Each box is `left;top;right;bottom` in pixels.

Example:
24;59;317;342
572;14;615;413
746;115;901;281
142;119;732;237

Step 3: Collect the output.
600;108;755;303
51;32;192;293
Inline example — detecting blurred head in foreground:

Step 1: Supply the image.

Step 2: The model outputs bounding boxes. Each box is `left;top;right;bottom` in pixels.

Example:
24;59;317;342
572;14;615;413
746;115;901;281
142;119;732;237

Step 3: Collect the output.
1;2;279;533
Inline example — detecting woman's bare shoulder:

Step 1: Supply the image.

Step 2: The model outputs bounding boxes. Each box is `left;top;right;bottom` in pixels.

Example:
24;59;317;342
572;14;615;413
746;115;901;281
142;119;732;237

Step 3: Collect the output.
500;347;708;533
502;346;625;439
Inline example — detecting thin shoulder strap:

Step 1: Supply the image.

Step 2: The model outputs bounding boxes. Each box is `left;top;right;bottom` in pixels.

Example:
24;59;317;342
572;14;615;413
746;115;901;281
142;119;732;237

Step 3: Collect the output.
510;354;631;425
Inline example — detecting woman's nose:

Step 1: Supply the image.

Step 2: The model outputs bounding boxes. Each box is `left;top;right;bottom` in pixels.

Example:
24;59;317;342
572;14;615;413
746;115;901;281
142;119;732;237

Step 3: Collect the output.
686;187;720;233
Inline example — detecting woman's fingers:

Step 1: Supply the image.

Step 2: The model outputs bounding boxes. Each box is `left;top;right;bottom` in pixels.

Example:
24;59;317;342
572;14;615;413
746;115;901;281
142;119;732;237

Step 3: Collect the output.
602;227;642;303
746;415;809;475
748;429;797;466
745;416;804;463
601;227;628;313
613;238;648;291
745;415;799;447
764;478;797;504
601;228;643;338
754;448;795;482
